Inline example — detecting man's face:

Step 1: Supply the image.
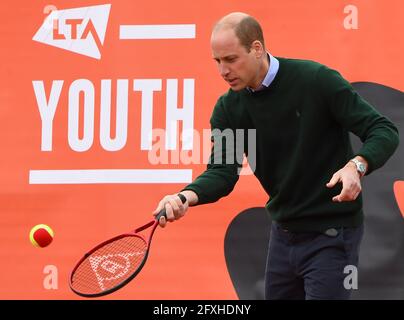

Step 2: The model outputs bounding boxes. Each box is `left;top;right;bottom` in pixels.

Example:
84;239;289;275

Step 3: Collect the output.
211;28;259;91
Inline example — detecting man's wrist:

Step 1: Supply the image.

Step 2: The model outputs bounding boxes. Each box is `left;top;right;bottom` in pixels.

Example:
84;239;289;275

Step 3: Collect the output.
348;156;368;178
179;190;199;206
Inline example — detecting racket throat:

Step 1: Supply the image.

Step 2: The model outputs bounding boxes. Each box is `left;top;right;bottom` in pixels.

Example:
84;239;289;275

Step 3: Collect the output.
135;220;154;233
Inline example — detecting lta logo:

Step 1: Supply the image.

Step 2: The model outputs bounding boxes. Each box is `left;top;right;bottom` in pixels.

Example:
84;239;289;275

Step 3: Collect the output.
33;4;111;59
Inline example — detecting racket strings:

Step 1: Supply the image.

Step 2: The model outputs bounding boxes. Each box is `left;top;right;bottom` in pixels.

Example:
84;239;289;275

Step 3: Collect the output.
71;236;147;295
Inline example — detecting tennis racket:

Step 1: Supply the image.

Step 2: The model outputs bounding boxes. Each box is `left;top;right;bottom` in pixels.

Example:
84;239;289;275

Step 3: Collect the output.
69;193;186;297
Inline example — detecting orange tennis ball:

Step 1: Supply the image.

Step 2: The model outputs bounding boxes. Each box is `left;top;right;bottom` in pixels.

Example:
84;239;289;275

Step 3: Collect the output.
29;224;54;248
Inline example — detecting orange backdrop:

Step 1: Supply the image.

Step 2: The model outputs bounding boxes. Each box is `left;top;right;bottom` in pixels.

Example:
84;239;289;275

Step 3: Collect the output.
0;0;403;299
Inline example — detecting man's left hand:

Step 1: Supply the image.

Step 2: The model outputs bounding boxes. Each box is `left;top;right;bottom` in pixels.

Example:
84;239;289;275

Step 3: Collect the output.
326;161;363;202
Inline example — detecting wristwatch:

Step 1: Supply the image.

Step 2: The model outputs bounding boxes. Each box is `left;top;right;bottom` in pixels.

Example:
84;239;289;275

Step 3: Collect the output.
350;158;366;177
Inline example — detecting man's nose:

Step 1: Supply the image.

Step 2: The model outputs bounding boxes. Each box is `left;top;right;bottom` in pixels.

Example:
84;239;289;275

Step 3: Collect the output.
219;64;230;77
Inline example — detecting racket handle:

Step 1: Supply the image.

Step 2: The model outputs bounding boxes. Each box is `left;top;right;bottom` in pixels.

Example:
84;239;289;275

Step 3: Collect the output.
155;193;187;221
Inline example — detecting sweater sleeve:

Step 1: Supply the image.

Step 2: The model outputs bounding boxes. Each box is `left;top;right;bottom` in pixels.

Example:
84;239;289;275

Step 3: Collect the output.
181;96;241;205
317;65;399;174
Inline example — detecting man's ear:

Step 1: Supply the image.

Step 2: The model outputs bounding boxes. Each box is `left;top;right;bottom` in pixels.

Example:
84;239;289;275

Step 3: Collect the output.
251;40;264;58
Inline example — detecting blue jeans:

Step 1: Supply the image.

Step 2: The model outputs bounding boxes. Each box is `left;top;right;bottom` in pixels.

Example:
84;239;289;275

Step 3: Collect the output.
265;222;364;300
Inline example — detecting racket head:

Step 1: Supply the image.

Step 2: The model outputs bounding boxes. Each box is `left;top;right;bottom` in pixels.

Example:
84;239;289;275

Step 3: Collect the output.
69;233;150;297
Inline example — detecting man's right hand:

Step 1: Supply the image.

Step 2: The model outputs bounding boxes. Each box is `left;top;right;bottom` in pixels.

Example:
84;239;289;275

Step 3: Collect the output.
153;190;198;227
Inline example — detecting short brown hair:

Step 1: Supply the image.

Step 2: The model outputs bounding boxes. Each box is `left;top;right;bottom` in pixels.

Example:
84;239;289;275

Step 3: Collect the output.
235;16;265;52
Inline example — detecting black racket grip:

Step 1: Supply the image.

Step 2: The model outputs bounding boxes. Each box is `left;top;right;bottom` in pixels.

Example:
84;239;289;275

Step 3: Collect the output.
155;193;187;221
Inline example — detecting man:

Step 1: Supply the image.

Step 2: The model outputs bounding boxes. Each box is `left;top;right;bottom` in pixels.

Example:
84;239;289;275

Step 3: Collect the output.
153;12;399;299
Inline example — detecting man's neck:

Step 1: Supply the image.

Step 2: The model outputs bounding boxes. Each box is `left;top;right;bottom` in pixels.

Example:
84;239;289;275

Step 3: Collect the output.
250;54;270;91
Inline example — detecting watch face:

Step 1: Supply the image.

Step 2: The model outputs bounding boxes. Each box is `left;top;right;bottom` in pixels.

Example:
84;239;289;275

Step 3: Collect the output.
358;163;366;173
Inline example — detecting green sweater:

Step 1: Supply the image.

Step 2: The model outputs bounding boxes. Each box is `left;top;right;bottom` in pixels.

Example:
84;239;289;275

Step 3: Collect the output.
183;57;399;232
